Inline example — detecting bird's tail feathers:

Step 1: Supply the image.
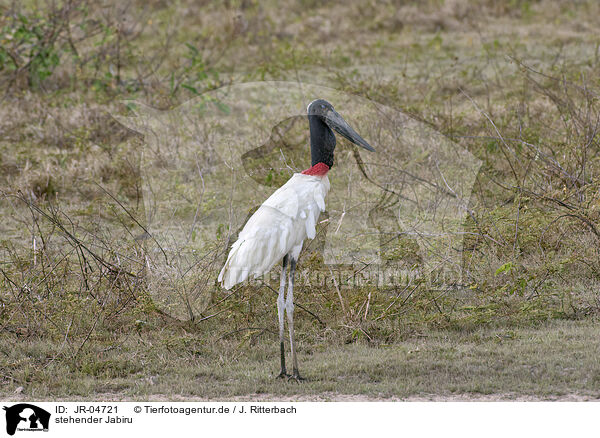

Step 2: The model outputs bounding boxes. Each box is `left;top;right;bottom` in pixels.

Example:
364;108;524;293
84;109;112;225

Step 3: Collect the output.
218;239;245;289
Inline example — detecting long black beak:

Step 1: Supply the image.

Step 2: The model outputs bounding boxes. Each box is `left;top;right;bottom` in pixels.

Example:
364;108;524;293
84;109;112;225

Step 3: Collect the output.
325;110;375;152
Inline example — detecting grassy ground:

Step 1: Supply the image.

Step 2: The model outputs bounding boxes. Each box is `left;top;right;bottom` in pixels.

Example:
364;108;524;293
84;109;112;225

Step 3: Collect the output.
4;319;600;400
2;0;600;400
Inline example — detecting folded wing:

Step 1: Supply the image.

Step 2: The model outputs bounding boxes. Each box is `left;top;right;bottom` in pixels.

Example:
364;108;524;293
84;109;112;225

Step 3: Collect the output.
218;173;329;289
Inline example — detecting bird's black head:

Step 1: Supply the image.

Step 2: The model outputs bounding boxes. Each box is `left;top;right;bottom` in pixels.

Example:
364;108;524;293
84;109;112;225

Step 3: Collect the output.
307;99;335;118
307;99;374;168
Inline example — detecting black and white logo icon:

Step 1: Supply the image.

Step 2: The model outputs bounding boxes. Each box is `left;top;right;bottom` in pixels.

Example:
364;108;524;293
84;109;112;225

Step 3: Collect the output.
3;404;50;435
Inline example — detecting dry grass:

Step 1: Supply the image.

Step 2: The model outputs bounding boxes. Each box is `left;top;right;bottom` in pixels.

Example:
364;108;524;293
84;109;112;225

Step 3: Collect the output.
1;0;600;399
3;318;600;400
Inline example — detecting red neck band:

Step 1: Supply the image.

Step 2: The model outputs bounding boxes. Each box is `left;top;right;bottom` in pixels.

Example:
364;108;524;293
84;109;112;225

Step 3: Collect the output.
301;162;330;176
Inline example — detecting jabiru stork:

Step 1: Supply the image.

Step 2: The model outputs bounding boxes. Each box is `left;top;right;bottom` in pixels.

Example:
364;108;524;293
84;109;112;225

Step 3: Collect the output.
218;99;375;380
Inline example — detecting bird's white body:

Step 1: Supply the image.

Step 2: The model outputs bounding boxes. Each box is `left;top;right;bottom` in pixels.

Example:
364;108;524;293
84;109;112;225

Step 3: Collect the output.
218;173;330;289
217;99;373;380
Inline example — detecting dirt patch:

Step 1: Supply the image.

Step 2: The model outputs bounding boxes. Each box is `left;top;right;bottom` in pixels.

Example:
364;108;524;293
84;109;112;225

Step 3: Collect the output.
4;392;598;402
151;392;600;402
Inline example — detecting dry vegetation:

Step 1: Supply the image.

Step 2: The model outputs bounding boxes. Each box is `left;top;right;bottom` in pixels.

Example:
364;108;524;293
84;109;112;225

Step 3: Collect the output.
1;0;600;399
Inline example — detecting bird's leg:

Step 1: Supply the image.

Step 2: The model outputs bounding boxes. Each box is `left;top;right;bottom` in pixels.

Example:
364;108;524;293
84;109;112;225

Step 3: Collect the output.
286;257;304;381
276;255;289;378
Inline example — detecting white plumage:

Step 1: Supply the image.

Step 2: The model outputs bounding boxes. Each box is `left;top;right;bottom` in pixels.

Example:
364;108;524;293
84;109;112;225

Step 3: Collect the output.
218;173;330;289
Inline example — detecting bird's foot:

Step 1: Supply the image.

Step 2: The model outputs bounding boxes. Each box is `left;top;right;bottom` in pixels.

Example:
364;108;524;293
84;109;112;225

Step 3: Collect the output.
276;371;290;379
288;371;305;382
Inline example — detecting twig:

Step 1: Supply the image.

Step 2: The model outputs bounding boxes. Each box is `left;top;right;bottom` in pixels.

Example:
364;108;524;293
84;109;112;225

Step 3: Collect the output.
260;280;326;327
328;266;346;315
95;182;168;264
